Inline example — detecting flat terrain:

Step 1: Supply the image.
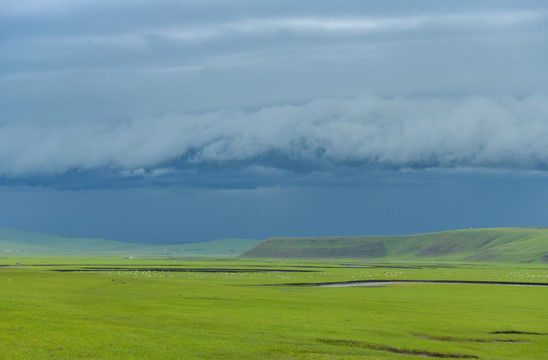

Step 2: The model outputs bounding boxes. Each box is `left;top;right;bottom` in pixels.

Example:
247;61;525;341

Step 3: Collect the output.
1;257;546;359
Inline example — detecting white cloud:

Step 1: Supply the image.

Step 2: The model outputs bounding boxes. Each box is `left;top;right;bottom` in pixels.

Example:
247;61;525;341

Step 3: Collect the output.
1;95;548;178
119;167;175;178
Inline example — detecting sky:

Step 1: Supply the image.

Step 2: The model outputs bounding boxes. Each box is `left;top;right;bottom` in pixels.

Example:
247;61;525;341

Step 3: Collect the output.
1;0;548;243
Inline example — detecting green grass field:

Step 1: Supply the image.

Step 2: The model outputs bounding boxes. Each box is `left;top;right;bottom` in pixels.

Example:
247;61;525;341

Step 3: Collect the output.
1;257;546;359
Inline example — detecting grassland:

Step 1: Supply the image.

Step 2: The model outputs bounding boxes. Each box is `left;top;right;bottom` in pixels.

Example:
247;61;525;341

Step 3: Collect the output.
243;227;548;263
1;257;547;359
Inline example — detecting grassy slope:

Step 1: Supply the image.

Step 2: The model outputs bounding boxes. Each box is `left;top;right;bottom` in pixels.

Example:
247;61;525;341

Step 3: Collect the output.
0;227;260;256
242;227;548;263
122;238;264;257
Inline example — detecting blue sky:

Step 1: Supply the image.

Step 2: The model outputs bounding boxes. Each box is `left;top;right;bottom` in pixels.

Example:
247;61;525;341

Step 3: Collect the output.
1;1;548;243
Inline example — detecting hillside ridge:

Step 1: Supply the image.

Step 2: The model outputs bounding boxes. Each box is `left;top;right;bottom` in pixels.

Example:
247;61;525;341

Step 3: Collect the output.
0;227;260;256
241;227;548;263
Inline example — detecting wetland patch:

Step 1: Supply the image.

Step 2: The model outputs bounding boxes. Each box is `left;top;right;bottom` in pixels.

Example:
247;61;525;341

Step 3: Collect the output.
280;279;548;287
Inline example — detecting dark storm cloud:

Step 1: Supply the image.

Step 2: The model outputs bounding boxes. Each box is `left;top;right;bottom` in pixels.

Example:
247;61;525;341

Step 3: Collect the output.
2;1;548;243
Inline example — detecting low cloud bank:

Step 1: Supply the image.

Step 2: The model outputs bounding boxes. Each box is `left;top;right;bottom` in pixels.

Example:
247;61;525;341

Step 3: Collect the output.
1;94;548;178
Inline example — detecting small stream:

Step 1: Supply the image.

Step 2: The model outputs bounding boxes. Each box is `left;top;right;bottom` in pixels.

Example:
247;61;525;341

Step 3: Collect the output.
308;280;548;287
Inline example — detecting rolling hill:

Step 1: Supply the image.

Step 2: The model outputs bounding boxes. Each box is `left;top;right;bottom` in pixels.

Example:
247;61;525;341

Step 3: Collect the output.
0;227;261;257
241;228;548;263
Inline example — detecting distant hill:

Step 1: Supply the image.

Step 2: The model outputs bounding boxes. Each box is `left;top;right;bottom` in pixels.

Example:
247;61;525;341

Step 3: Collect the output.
0;227;261;257
241;228;548;263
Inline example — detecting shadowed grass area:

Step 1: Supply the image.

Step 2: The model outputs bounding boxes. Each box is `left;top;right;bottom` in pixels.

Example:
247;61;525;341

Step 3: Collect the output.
0;257;547;359
316;338;479;358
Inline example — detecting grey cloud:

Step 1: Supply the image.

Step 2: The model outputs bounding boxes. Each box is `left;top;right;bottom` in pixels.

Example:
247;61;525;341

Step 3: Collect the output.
3;23;547;126
2;1;547;188
2;95;548;180
2;5;546;75
2;1;546;127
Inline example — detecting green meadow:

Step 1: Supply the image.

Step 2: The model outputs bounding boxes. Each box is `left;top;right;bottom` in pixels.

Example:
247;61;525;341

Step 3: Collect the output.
1;257;547;359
